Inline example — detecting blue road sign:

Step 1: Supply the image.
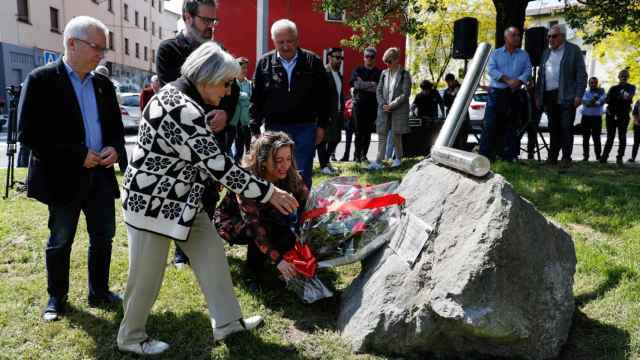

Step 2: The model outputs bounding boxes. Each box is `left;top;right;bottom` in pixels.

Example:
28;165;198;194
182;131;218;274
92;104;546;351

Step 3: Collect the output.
43;51;59;65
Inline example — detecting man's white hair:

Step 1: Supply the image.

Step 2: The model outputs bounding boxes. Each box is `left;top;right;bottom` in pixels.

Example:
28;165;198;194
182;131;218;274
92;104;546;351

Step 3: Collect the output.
151;75;159;83
270;19;298;39
550;24;567;35
63;16;109;52
181;42;240;85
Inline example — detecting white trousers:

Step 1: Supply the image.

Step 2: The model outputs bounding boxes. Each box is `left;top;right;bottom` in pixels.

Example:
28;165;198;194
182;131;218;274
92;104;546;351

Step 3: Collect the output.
117;212;242;346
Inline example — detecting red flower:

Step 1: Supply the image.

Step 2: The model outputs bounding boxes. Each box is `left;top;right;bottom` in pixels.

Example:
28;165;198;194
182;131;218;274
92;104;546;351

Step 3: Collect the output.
352;221;367;234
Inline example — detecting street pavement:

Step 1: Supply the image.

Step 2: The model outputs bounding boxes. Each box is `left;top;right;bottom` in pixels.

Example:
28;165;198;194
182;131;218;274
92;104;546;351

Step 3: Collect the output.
1;130;637;169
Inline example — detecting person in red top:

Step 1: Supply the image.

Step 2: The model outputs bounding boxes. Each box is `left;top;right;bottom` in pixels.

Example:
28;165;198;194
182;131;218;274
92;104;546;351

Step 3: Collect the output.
215;131;309;290
139;75;160;111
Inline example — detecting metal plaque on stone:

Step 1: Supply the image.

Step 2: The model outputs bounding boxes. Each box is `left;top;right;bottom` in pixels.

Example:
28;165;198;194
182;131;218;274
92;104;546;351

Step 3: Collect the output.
388;211;433;268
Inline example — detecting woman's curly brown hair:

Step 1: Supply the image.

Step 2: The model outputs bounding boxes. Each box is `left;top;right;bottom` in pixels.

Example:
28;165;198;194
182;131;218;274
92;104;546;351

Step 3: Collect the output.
241;131;305;195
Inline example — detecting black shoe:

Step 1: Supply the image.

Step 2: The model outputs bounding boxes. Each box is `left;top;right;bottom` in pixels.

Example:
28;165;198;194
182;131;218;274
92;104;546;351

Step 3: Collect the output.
330;155;337;162
545;159;558;166
43;296;67;321
88;291;123;308
628;158;636;163
339;156;349;162
599;157;607;164
616;158;624;166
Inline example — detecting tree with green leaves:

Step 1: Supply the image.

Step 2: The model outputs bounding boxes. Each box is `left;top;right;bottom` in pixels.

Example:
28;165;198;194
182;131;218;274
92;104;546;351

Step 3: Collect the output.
564;0;640;44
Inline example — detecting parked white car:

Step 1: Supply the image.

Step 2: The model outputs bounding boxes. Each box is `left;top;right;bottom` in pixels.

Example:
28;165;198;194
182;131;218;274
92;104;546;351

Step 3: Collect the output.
119;92;141;133
468;91;488;132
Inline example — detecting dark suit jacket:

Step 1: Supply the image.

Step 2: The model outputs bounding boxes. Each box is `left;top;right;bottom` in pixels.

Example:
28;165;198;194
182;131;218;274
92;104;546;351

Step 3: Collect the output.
325;65;344;142
17;59;124;205
535;41;587;105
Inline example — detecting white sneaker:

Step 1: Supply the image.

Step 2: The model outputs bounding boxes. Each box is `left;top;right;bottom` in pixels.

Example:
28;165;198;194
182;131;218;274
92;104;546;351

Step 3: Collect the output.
321;166;334;175
213;315;264;342
391;159;402;168
367;161;383;171
118;338;170;355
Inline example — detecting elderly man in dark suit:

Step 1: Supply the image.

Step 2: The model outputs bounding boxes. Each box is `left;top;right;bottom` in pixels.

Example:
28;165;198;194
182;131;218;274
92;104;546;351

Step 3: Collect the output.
18;16;125;321
536;24;587;168
317;47;345;175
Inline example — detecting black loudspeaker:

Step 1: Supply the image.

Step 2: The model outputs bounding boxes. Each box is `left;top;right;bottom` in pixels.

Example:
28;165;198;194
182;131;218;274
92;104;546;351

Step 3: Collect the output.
525;27;549;67
452;17;478;60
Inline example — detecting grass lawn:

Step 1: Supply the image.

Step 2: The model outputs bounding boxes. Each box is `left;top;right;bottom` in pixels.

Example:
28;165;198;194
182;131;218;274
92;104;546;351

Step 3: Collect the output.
0;159;638;359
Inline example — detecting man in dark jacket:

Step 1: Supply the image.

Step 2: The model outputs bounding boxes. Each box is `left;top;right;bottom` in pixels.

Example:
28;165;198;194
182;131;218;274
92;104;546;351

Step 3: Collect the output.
350;47;381;163
250;19;329;188
18;16;125;321
317;47;344;175
156;0;238;266
602;69;636;165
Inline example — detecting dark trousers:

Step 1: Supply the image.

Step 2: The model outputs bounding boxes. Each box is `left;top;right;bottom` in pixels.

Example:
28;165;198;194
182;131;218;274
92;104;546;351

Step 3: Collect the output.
545;91;576;162
234;125;252;162
632;125;640;160
602;113;630;161
581;115;602;160
46;168;116;300
479;88;521;161
117;144;129;173
317;141;339;168
341;119;354;160
526;107;542;158
17;145;31;168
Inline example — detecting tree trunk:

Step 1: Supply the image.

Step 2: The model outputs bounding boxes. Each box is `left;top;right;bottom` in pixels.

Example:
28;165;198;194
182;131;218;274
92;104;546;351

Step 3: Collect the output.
493;0;531;48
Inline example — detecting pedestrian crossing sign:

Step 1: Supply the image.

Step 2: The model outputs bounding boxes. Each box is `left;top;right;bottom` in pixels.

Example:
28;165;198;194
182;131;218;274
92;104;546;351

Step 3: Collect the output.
43;51;59;65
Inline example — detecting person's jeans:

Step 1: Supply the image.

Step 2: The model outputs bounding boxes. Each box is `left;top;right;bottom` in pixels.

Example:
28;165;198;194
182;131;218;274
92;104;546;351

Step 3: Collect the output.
581;115;602;160
631;124;640;161
602;113;630;161
544;91;576;162
342;119;354;160
479;88;521;161
267;123;316;188
46;168;116;300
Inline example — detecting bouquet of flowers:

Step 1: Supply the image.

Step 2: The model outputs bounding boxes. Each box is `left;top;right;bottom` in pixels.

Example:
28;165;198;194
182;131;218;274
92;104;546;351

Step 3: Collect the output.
301;176;404;268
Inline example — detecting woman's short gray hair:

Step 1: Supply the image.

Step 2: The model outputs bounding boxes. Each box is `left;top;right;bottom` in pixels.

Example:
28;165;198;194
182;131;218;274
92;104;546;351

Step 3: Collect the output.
271;19;298;39
181;42;240;86
63;16;109;51
382;47;400;63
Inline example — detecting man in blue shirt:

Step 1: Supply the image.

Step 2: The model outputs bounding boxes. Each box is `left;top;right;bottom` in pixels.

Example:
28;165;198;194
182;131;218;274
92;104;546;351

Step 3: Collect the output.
18;16;125;321
480;26;532;161
581;77;606;161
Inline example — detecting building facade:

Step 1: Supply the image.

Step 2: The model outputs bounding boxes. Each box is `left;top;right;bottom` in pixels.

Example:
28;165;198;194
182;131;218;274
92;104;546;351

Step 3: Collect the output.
0;0;179;107
213;0;407;96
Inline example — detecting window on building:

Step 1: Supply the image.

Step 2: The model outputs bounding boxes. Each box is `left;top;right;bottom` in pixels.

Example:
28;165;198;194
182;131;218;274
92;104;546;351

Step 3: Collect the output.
152;49;156;63
135;11;139;27
144;16;147;31
325;9;346;22
50;7;60;33
108;32;114;50
158;0;162;13
159;26;163;39
124;4;129;21
152;21;155;36
17;0;29;23
135;42;139;58
107;0;113;13
151;0;155;8
144;46;148;61
124;38;129;55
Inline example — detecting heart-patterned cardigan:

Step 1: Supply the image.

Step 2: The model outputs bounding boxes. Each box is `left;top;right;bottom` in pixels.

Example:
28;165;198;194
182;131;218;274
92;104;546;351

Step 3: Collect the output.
122;83;274;241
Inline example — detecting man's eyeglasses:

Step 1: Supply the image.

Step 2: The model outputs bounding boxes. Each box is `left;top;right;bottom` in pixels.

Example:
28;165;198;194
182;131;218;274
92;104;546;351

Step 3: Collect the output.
364;54;375;59
331;55;344;60
548;33;561;39
75;38;108;54
195;15;220;26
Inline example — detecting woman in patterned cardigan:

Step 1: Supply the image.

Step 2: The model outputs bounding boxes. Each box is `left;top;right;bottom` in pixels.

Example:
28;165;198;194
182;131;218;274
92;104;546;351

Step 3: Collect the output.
216;131;309;290
117;42;299;356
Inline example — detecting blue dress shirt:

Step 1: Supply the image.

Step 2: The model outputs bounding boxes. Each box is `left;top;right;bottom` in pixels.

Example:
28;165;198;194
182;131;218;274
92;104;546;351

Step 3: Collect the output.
63;60;103;152
487;46;532;89
277;52;299;91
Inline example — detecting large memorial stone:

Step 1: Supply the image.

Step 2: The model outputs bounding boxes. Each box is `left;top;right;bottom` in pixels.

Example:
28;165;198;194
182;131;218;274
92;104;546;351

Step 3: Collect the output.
338;160;576;359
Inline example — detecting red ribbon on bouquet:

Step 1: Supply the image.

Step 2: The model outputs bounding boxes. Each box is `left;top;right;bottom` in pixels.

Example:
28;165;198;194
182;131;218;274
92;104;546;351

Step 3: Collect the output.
301;193;405;222
282;241;318;278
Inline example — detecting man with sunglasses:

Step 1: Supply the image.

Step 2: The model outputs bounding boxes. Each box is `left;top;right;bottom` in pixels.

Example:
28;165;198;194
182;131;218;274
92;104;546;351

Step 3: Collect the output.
536;24;587;168
318;48;345;174
601;69;636;165
18;16;125;321
480;26;532;162
156;0;239;268
350;47;382;163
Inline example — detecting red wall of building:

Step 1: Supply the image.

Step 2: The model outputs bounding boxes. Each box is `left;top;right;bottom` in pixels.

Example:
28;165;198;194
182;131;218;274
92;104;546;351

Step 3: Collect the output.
215;0;406;97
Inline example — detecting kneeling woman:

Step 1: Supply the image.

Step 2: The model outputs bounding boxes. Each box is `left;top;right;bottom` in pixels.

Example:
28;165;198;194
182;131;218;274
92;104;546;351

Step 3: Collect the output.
216;132;309;286
117;43;299;355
